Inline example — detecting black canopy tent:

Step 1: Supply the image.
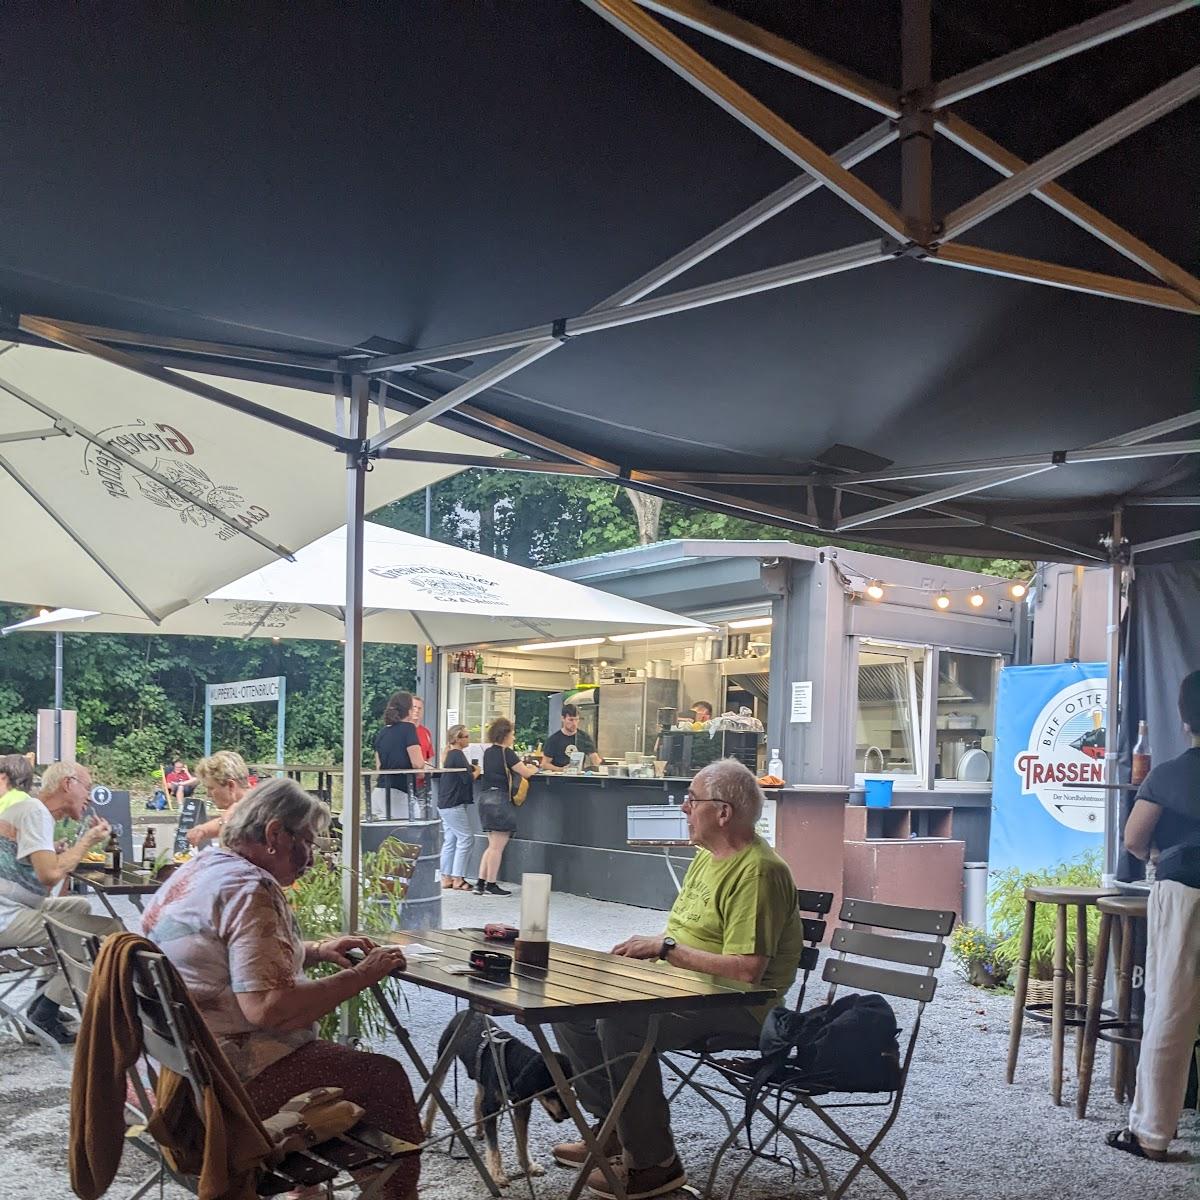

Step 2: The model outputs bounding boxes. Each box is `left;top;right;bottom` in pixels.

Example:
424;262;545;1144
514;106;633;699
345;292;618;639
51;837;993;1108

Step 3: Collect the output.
2;1;1197;907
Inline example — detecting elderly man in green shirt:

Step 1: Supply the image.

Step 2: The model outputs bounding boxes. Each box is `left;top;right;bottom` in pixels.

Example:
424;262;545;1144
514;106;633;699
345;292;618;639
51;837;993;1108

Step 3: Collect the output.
553;758;802;1199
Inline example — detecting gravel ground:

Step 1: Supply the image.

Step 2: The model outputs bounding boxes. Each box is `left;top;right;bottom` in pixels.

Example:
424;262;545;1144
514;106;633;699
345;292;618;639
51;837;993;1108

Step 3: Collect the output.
1;887;1196;1200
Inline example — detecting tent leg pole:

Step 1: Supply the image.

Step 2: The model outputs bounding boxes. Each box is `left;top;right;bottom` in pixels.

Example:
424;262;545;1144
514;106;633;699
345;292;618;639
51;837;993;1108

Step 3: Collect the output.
53;630;64;759
1102;505;1124;885
340;374;369;1040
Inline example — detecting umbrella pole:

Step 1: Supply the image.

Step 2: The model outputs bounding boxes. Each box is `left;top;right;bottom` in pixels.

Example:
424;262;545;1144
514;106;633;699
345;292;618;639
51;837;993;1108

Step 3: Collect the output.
1102;505;1124;884
340;375;369;1041
53;630;64;759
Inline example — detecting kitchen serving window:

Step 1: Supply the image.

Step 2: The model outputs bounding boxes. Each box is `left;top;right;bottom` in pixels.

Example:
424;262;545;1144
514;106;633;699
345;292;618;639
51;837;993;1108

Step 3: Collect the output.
854;642;929;785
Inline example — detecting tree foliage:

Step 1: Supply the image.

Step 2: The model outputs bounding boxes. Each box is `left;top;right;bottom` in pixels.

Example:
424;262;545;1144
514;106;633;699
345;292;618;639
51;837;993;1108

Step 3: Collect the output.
0;466;1027;781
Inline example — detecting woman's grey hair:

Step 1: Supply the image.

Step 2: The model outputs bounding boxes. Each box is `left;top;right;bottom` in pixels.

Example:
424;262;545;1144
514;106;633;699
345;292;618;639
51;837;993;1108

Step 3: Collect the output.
694;758;764;824
0;754;34;793
221;777;330;848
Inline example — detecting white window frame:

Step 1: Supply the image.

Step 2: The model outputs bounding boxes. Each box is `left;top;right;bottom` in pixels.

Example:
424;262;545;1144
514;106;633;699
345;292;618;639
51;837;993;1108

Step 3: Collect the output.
852;638;932;791
930;647;1006;793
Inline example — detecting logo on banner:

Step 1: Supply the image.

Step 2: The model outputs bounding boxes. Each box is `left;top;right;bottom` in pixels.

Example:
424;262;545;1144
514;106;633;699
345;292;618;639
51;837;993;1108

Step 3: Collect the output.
220;603;304;632
1011;679;1107;832
368;564;506;606
83;420;272;540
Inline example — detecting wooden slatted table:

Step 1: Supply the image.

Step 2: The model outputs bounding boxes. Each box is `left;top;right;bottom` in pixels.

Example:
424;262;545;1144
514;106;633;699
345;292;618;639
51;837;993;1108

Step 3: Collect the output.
71;865;161;920
360;926;772;1200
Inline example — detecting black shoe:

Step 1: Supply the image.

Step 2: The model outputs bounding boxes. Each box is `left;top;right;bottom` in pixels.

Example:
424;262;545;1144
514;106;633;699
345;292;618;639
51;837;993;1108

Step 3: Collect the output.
484;883;511;896
473;880;486;895
27;998;76;1045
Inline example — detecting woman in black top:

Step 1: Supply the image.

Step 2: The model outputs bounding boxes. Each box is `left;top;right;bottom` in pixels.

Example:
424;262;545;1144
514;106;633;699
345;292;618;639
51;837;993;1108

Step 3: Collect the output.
371;690;428;819
474;716;537;896
438;724;476;891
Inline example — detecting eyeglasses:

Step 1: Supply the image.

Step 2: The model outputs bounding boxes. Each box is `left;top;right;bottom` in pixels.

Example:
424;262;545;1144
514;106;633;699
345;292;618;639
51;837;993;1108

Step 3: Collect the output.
682;792;727;808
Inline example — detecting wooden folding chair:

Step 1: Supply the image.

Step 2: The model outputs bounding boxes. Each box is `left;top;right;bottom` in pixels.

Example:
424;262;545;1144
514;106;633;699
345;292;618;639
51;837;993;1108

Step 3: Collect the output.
661;888;834;1138
701;897;955;1200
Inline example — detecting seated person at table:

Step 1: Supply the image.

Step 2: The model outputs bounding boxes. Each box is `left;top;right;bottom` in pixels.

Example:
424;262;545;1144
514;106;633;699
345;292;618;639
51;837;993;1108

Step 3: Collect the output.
0;753;36;816
142;779;420;1199
1108;669;1200;1162
164;756;198;802
186;750;252;848
553;758;802;1199
0;761;122;1044
540;703;601;771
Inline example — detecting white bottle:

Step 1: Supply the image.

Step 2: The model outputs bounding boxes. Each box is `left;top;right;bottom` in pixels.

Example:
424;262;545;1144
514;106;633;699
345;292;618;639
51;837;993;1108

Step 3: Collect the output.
767;749;784;779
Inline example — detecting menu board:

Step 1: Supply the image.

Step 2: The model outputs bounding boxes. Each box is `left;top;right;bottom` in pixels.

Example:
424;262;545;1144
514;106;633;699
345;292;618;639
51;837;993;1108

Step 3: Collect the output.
173;797;208;857
89;785;133;864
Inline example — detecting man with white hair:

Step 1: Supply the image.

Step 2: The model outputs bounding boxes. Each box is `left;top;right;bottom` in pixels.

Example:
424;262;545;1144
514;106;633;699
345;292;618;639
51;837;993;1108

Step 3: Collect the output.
0;761;121;1044
553;758;802;1199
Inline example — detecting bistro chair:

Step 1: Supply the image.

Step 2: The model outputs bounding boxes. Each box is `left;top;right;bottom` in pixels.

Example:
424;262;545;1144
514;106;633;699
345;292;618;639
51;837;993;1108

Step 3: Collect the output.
662;888;834;1138
0;942;66;1056
699;897;955;1200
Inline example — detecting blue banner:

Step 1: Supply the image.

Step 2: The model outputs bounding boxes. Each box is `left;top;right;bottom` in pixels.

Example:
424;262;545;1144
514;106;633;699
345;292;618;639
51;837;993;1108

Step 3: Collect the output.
989;663;1107;877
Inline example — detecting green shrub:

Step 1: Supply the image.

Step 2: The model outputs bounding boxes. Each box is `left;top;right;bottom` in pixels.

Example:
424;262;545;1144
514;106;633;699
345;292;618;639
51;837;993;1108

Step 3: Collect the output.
989;849;1102;980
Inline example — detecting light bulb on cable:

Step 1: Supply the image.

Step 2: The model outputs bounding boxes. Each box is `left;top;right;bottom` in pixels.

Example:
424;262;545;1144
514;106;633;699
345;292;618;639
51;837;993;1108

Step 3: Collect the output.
1009;581;1028;600
968;589;985;609
935;592;951;611
865;580;884;601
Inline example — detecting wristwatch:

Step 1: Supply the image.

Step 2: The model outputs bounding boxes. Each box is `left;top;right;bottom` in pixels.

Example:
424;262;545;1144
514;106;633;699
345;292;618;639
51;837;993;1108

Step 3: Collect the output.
659;936;677;961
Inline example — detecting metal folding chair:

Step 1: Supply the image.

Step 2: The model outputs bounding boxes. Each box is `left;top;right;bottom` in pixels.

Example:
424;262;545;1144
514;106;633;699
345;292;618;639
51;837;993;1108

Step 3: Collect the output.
0;943;64;1055
700;897;955;1200
662;888;834;1137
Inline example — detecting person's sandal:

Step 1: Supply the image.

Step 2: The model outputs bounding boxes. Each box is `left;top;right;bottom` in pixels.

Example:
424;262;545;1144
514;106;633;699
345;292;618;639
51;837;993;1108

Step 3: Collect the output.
1106;1129;1168;1161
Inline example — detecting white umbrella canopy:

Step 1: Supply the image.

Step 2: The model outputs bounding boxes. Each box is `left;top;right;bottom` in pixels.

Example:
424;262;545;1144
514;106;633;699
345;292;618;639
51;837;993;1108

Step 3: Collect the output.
3;522;709;645
0;343;500;619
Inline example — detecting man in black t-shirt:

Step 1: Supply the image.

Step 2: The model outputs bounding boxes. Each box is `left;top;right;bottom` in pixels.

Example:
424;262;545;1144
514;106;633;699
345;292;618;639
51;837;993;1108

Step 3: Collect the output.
541;703;601;770
1109;670;1200;1162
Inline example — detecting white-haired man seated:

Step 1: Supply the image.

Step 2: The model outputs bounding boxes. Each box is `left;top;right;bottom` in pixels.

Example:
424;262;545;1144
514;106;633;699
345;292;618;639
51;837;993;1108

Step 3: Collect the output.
553;758;802;1199
0;761;123;1043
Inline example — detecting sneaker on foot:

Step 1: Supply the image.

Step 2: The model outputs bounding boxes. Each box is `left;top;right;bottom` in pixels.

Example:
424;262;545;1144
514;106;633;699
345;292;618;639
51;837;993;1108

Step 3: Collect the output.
484;882;511;896
473;880;486;895
553;1122;621;1168
27;1000;76;1046
586;1156;685;1199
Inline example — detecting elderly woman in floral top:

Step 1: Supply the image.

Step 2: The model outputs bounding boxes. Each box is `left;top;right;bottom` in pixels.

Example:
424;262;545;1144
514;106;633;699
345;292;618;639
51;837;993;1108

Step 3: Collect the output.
142;778;419;1199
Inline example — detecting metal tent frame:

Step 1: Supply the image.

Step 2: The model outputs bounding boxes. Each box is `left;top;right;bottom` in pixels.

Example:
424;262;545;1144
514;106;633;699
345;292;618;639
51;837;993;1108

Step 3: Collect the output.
7;1;1198;914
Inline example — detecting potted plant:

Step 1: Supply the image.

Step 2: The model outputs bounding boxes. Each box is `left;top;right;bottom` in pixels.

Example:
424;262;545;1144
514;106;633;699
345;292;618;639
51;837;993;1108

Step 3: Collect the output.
989;849;1102;1004
950;924;1008;988
288;837;419;1041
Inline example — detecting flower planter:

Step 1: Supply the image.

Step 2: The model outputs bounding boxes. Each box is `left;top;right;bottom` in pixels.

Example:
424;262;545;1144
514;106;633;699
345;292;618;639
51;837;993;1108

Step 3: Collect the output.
968;962;1007;989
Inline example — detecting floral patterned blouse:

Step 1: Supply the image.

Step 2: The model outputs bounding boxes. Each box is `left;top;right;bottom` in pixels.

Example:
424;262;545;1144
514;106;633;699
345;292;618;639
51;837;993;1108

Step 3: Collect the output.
141;846;313;1081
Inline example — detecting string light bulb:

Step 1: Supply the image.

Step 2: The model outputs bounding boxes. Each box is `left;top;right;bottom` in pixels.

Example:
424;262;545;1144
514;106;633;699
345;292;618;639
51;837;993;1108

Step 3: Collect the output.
38;607;51;618
1009;581;1028;600
865;580;885;601
935;592;951;611
968;589;985;608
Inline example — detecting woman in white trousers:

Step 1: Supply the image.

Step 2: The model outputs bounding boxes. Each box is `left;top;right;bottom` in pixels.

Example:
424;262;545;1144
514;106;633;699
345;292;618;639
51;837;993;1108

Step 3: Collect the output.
1108;670;1200;1161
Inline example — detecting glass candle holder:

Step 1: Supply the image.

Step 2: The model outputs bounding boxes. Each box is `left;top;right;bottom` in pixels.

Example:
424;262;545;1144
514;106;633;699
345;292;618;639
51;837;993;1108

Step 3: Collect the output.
519;873;552;942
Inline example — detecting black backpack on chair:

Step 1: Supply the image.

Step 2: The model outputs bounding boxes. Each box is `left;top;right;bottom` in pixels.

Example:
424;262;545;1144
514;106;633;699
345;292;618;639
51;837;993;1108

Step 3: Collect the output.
743;993;902;1137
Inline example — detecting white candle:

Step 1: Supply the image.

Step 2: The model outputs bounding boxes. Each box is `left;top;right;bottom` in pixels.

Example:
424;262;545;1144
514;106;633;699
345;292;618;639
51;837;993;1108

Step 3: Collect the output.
519;873;552;942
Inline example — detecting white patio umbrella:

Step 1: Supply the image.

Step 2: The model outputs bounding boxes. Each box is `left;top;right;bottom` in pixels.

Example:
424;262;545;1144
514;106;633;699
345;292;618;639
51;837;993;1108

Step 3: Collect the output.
3;522;709;645
0;343;501;619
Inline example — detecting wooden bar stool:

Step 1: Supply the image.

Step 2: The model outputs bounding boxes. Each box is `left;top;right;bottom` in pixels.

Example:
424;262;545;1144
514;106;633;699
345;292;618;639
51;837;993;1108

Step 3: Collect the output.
1006;885;1118;1105
1076;895;1147;1118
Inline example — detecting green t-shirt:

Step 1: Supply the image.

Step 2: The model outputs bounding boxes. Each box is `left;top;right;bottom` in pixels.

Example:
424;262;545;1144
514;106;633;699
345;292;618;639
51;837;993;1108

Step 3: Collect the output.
0;789;29;817
666;835;803;1021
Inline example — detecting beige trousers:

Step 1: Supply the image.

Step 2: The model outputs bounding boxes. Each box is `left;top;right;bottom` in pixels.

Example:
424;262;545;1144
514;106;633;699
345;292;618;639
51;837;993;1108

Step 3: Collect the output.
1128;880;1200;1151
0;896;123;1007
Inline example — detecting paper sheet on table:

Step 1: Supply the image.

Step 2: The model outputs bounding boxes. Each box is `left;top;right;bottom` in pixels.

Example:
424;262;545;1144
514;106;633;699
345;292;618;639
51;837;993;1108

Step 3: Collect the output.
401;944;442;958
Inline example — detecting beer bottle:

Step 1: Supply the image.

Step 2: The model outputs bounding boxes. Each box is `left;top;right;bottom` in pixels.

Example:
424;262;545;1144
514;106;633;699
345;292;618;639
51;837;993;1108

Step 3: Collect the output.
1131;720;1151;786
141;825;157;868
105;830;122;875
